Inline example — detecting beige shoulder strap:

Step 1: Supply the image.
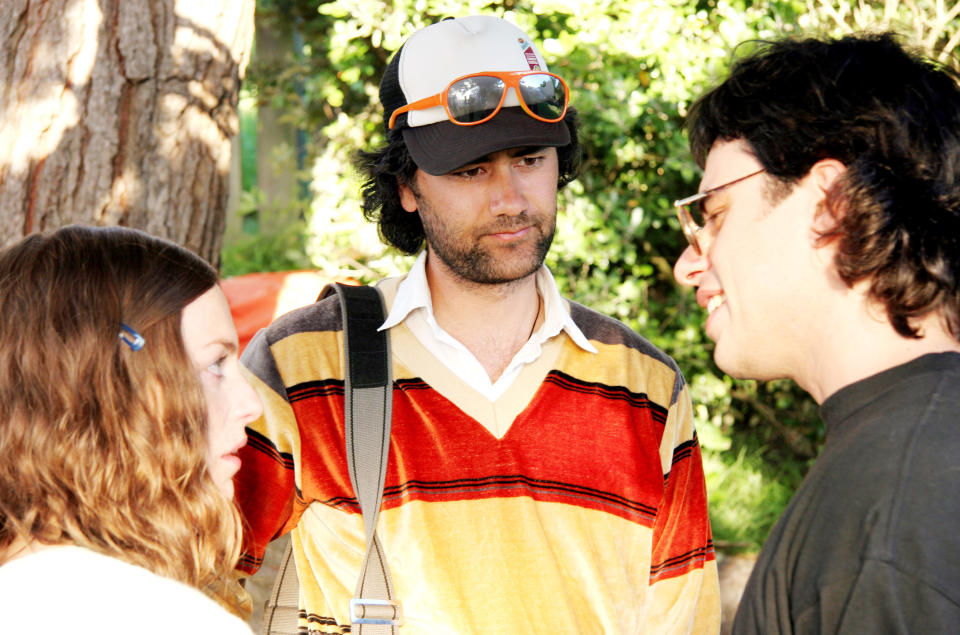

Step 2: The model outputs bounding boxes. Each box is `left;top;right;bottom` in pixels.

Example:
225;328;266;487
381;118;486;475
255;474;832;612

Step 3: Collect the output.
260;283;400;635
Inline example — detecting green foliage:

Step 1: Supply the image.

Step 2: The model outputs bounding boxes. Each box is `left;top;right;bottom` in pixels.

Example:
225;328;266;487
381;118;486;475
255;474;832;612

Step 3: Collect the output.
703;441;805;552
221;213;312;277
239;92;259;192
241;0;960;551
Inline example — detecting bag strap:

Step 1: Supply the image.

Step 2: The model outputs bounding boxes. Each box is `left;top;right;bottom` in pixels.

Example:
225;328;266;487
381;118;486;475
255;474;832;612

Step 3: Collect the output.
261;539;300;635
260;283;400;635
332;283;401;632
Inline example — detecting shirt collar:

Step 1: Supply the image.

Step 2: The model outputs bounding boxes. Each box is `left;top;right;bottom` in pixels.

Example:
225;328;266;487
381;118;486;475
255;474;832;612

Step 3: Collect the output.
381;251;597;354
380;251;432;330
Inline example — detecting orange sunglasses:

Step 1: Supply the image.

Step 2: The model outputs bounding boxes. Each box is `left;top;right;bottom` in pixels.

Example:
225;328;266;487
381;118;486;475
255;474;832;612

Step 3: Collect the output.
388;70;570;130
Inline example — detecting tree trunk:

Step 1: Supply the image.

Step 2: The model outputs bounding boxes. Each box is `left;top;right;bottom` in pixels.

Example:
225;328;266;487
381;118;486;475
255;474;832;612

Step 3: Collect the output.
0;0;255;267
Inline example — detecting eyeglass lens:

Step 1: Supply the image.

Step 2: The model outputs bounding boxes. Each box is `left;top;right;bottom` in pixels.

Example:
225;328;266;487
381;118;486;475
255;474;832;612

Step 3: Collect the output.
447;74;565;124
684;199;707;229
678;205;702;253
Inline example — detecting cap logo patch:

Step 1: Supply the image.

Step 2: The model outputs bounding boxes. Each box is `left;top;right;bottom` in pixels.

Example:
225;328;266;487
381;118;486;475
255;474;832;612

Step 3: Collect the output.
518;38;541;70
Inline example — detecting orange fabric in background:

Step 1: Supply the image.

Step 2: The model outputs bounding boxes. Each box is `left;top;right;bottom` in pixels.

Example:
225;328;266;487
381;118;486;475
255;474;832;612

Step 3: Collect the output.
221;270;338;353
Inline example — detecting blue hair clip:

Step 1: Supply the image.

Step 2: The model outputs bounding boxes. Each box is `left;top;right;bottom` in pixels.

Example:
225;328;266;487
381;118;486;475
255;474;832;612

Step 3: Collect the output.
119;323;145;351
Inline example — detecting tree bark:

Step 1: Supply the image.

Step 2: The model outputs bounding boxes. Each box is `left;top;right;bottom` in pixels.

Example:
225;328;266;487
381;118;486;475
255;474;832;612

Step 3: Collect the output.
0;0;255;266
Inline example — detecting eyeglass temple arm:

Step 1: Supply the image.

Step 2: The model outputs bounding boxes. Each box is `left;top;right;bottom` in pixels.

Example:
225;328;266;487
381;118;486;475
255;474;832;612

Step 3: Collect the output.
673;191;706;208
388;94;444;129
674;168;767;208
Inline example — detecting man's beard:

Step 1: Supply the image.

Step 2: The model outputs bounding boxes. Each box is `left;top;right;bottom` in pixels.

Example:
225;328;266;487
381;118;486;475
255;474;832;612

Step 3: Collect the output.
419;202;556;285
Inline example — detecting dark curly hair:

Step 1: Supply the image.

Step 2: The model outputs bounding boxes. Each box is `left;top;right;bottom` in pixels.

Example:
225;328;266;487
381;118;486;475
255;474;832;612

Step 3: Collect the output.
687;32;960;341
355;108;582;255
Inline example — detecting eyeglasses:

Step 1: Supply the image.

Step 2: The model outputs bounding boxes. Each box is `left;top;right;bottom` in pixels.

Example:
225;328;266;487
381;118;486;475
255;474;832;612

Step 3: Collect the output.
388;70;570;130
673;168;766;255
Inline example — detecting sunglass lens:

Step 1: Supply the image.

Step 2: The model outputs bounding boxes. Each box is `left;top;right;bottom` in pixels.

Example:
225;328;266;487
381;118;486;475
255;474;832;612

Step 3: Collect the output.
518;74;566;120
447;76;506;123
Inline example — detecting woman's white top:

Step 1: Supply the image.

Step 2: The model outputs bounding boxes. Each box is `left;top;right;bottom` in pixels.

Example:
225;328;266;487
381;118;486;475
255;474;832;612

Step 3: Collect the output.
0;544;253;634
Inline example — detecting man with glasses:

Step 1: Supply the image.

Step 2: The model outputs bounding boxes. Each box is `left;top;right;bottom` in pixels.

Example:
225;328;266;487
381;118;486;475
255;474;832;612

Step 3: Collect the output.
235;15;719;634
673;32;960;633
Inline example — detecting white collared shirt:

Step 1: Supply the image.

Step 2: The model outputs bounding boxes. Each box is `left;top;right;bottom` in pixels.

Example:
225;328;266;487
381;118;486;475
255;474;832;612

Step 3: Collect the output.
380;252;597;401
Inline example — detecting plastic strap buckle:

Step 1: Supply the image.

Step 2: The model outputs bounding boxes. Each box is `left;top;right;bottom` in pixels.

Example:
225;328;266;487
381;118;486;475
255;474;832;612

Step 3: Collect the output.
349;598;403;626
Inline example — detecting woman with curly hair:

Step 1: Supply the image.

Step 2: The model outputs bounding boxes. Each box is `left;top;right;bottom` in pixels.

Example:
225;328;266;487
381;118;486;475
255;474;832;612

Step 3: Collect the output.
0;225;262;633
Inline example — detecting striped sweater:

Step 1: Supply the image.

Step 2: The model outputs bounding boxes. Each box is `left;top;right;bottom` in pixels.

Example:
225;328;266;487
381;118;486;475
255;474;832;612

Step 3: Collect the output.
235;277;719;634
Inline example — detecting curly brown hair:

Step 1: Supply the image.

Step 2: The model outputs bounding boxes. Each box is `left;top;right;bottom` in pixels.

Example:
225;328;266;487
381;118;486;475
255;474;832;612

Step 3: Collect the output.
0;225;246;615
687;32;960;340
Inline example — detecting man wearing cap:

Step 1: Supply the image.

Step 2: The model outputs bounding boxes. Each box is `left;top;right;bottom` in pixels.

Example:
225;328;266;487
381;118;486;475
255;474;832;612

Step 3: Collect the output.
672;33;960;633
236;15;719;634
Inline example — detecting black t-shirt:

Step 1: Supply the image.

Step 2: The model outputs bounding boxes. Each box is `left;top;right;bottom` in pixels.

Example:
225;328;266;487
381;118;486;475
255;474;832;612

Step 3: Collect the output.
733;352;960;634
